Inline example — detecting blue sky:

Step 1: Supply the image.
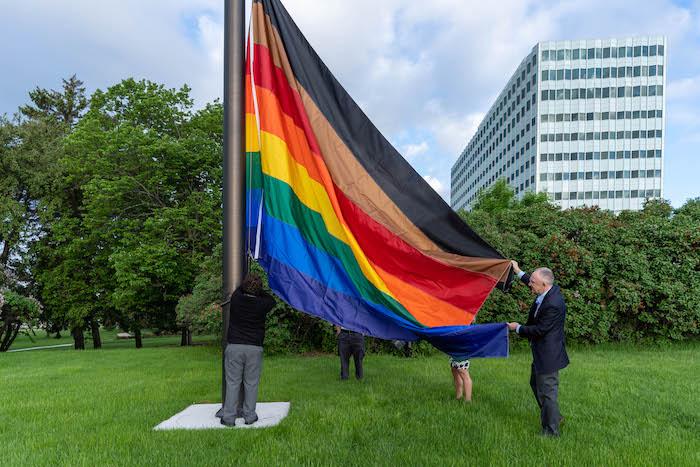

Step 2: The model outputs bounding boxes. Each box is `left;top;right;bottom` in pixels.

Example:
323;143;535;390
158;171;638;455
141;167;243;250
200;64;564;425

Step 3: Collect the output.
1;0;698;207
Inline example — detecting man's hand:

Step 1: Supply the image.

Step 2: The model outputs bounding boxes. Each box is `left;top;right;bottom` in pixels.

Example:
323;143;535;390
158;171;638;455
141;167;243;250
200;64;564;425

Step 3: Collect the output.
507;322;519;331
511;260;521;274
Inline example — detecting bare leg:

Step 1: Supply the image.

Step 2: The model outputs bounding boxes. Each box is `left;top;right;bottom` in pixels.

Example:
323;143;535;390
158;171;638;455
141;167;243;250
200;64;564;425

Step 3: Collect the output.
451;367;464;399
459;369;472;402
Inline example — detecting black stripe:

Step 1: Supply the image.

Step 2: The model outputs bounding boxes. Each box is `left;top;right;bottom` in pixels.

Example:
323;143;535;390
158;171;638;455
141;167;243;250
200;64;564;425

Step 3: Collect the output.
255;0;505;261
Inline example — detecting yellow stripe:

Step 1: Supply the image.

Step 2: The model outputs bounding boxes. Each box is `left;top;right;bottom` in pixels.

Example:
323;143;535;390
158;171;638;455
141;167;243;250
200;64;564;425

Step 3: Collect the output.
259;129;394;299
246;113;260;152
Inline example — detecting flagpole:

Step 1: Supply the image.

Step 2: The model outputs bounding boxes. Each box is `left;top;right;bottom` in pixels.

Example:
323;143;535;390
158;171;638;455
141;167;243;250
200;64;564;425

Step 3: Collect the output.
222;0;246;404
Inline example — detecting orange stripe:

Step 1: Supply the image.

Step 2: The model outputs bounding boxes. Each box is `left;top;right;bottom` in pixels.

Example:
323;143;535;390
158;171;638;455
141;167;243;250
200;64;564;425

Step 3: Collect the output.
377;266;475;327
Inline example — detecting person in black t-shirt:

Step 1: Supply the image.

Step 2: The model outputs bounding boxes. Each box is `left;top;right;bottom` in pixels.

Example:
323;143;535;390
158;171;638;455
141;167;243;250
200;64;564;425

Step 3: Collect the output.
220;272;275;427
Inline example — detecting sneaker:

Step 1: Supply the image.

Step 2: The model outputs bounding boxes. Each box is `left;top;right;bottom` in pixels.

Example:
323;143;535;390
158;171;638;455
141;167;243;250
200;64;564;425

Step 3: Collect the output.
220;418;235;427
244;415;259;425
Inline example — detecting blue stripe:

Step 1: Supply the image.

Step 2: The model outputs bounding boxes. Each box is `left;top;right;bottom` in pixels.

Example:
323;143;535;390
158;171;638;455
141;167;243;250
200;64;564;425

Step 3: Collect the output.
259;251;417;341
417;323;509;359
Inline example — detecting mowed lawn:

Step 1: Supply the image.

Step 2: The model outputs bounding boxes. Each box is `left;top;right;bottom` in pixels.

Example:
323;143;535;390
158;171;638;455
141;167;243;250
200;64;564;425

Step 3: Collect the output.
1;341;698;466
8;329;216;351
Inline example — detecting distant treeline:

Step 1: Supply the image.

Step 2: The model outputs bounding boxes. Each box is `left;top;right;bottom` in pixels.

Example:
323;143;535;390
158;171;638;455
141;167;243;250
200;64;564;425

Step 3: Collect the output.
1;77;698;352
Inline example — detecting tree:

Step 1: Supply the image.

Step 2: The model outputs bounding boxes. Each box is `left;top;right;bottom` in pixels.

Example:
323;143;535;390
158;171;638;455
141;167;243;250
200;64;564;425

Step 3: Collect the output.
19;75;88;127
39;79;223;348
1;77;88;346
461;193;700;343
11;76;101;349
471;178;515;214
0;289;41;351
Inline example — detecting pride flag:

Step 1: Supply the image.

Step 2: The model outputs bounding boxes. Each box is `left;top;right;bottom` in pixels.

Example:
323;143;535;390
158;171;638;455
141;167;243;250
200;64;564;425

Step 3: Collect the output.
245;0;512;358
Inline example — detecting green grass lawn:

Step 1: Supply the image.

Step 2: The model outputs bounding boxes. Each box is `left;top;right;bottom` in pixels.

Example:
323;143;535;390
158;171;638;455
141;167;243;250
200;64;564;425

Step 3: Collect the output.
9;328;216;351
1;341;698;466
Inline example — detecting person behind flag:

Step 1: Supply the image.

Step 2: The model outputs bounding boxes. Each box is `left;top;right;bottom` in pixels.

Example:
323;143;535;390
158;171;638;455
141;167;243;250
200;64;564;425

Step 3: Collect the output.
220;272;276;427
507;261;569;436
335;325;365;380
449;356;472;402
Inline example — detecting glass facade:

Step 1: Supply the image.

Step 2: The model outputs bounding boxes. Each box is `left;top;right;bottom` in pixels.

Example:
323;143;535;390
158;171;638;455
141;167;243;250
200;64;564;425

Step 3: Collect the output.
451;36;667;213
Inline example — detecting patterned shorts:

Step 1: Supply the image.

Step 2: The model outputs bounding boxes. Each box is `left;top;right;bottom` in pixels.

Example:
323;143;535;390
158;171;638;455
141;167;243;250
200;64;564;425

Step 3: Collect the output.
449;357;470;370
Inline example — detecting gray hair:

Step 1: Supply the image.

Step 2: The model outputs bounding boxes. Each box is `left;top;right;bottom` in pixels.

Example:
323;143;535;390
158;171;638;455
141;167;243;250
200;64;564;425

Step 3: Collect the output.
533;267;555;285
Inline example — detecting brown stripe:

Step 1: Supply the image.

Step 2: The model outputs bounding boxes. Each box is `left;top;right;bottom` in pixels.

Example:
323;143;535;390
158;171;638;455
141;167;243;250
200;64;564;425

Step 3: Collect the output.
251;5;511;283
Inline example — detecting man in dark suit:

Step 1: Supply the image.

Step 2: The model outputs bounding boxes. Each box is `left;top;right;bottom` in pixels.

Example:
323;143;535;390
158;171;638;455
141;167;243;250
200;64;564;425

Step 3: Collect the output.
507;260;569;436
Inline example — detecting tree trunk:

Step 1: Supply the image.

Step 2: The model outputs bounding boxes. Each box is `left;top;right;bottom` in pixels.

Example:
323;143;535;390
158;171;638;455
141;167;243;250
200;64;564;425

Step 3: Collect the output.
91;320;102;349
0;322;19;351
134;328;142;348
72;327;85;350
180;327;192;346
54;331;62;339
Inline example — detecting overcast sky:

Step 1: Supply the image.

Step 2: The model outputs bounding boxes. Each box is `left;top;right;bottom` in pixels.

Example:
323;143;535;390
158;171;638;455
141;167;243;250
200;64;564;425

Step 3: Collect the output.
1;0;698;206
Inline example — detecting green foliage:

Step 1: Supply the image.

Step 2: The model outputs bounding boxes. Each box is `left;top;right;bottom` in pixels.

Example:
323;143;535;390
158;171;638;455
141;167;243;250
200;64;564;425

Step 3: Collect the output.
462;189;700;342
19;75;88;126
34;79;223;343
0;289;41;351
472;178;515;213
176;245;223;337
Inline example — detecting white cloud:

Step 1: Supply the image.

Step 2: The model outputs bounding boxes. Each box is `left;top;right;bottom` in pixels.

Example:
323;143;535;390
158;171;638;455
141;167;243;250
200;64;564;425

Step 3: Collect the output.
423;175;448;199
0;0;224;112
403;141;429;159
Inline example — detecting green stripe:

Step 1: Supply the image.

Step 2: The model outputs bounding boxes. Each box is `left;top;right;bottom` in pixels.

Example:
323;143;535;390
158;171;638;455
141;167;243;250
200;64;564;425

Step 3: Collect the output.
246;151;263;189
262;174;421;327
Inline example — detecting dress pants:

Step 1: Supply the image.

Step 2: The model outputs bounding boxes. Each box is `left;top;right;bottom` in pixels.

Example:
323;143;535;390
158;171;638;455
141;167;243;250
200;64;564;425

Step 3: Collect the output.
530;364;562;435
338;331;365;380
222;344;263;424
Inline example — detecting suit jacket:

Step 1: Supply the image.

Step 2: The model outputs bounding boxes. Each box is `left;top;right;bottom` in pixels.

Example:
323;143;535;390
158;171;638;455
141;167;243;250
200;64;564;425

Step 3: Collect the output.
518;274;569;374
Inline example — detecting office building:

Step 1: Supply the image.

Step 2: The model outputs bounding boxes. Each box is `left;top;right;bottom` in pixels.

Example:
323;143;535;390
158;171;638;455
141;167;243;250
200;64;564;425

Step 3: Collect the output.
451;36;667;213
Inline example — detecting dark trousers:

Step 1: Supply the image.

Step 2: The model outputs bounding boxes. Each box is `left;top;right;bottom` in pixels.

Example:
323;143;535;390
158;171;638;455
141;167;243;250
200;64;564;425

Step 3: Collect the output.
530;365;562;435
338;332;365;380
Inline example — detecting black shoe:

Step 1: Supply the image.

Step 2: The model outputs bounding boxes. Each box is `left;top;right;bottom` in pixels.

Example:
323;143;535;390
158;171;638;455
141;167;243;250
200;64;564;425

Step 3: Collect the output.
244;415;258;425
215;408;223;418
220;418;235;427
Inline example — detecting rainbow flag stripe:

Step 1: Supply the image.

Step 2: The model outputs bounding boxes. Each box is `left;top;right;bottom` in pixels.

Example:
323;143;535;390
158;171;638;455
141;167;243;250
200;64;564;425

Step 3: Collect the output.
245;0;512;357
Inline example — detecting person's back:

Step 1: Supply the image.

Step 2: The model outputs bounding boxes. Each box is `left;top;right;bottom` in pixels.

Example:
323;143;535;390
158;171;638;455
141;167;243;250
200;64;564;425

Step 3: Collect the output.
227;289;275;347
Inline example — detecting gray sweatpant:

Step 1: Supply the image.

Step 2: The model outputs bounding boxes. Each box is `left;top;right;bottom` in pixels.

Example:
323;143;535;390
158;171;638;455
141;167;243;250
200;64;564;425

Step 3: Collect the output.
222;344;264;423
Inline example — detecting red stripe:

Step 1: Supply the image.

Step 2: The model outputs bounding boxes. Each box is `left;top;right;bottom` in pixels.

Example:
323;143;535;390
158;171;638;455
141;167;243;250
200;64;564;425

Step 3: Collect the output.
335;192;497;313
